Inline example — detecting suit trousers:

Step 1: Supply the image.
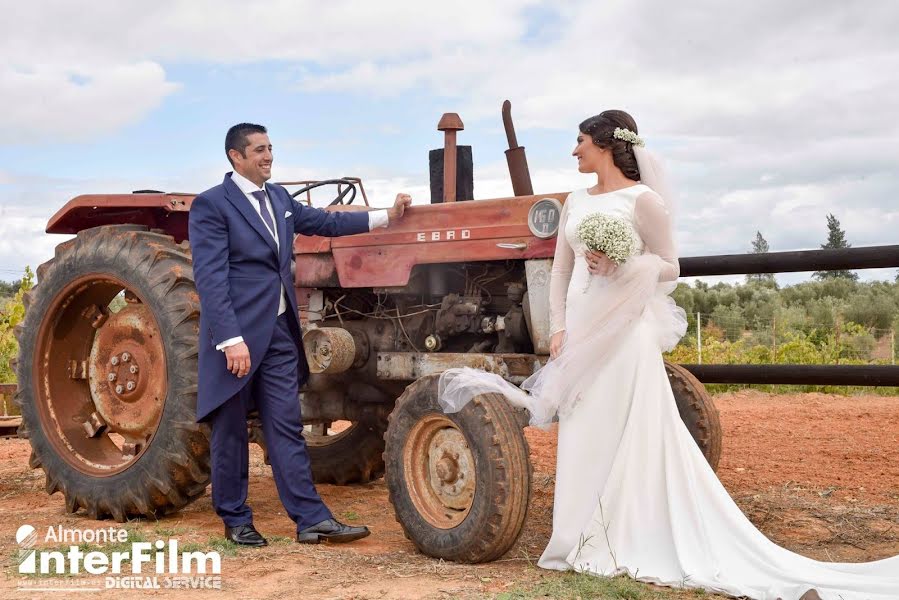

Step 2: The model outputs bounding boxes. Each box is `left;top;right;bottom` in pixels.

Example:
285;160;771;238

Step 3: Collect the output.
209;313;332;531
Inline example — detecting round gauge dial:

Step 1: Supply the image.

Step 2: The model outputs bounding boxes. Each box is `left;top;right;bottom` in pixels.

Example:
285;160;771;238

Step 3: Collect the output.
527;198;563;239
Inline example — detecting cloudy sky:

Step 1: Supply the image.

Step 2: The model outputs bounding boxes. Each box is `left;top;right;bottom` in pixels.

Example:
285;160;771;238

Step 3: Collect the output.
1;0;897;284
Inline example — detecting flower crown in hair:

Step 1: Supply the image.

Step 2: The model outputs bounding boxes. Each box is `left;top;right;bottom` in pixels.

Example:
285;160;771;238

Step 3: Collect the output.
613;127;645;147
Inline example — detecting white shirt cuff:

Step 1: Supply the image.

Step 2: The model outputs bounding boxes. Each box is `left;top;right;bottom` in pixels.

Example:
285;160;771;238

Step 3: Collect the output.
216;336;244;351
367;210;390;230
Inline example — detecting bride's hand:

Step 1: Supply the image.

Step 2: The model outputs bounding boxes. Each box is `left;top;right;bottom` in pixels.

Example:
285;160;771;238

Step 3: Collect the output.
586;250;617;276
550;331;565;359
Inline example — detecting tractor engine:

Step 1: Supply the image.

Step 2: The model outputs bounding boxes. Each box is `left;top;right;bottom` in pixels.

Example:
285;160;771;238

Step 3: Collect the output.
304;260;535;380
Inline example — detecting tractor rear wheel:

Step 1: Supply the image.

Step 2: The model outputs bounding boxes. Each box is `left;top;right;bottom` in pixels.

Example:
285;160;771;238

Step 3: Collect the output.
305;419;386;484
15;225;208;521
665;361;722;470
384;374;531;563
249;415;387;485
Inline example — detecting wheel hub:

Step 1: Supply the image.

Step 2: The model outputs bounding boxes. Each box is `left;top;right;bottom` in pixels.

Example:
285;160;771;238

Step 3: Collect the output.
427;429;475;510
89;304;166;437
435;457;458;483
403;414;476;528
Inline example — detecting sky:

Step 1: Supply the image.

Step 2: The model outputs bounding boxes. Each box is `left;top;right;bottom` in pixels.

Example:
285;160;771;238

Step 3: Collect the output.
1;0;897;285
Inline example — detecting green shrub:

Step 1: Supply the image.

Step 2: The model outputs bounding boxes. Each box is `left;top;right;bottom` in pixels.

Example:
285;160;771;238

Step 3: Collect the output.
0;267;34;383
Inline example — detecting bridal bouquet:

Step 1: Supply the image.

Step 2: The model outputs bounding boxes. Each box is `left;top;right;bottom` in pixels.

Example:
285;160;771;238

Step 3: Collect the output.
576;213;637;292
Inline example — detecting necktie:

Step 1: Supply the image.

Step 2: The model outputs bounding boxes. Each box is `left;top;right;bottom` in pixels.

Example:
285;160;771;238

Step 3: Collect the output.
250;189;276;238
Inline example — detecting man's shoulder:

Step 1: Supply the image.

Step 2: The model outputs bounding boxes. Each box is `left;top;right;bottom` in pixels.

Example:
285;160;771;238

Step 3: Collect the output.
192;179;234;213
196;181;228;201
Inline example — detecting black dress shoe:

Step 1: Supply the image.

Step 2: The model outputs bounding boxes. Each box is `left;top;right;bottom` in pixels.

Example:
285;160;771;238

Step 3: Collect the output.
224;523;268;547
296;519;370;544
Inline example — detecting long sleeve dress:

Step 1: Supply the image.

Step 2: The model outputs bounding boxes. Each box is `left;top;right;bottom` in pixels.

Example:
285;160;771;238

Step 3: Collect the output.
537;184;899;600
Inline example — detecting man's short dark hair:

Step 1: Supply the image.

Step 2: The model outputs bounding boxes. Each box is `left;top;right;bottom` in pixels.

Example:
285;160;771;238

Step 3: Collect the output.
225;123;267;165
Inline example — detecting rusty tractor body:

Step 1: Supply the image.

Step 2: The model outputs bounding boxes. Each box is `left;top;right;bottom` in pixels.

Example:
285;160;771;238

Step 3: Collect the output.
16;102;720;562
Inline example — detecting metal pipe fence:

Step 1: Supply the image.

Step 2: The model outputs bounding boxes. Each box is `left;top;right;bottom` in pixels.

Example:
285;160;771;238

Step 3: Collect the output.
675;245;899;386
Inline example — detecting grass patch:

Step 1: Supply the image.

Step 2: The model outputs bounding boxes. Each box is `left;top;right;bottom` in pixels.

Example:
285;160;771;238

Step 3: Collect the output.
150;524;187;539
342;510;361;522
497;572;685;600
267;535;294;546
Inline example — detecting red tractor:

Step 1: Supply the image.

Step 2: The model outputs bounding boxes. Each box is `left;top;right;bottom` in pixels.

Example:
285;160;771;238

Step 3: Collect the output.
15;102;720;563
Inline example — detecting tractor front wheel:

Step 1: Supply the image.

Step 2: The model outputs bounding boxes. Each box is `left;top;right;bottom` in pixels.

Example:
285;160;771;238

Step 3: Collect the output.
384;374;531;563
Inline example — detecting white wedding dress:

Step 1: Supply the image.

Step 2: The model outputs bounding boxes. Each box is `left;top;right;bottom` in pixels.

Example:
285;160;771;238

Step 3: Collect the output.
531;185;899;599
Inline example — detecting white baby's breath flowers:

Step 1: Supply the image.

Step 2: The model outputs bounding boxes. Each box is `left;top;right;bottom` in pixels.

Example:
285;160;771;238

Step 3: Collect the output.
613;127;645;147
576;213;637;292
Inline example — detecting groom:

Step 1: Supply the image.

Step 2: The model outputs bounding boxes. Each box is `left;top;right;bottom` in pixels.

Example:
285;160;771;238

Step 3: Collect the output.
189;122;411;546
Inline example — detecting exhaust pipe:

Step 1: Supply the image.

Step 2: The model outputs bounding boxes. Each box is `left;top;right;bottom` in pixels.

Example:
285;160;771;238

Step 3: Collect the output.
502;100;534;197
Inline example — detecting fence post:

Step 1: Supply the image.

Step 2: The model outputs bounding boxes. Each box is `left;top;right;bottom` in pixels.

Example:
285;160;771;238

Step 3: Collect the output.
892;328;896;366
772;316;777;362
696;312;702;364
835;314;841;365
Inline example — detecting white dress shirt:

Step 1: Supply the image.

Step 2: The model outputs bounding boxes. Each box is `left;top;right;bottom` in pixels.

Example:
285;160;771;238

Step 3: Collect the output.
216;171;389;351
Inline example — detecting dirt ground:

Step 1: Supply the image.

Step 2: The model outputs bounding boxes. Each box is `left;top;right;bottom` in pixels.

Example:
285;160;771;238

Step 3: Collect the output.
1;391;897;599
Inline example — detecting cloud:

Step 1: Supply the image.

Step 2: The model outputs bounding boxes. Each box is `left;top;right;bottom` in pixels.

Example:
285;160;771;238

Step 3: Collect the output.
296;2;899;140
0;0;539;141
2;0;897;286
8;1;897;150
0;208;67;278
677;173;899;256
5;1;535;67
0;63;179;141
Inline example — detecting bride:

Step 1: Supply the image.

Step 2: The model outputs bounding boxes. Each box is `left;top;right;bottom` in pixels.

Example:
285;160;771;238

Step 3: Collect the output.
439;110;899;599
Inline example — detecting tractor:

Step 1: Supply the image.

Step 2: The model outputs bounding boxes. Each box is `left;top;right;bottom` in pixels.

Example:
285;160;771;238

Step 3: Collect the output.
14;101;720;563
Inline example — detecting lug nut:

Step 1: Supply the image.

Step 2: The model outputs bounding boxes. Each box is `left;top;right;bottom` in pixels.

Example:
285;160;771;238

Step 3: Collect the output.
126;381;136;392
129;364;139;374
107;373;117;382
115;384;124;394
121;352;131;363
110;356;120;366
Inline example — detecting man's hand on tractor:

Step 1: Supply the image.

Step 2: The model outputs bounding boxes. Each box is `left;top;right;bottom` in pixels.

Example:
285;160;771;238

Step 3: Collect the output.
388;193;412;222
224;342;252;378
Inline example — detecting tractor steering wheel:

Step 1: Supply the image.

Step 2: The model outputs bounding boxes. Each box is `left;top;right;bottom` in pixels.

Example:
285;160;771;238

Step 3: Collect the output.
290;179;358;206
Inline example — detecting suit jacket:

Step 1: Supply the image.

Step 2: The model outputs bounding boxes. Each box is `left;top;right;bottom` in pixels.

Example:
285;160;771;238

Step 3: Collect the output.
189;173;370;422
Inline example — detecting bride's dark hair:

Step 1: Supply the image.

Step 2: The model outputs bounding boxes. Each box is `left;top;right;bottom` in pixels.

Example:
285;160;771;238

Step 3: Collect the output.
579;110;641;181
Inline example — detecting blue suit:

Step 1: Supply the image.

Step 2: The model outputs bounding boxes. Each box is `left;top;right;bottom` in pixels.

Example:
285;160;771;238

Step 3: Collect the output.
189;173;369;530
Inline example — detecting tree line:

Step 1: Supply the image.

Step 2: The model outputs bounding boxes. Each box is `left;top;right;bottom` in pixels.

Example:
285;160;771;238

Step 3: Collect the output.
678;214;897;333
